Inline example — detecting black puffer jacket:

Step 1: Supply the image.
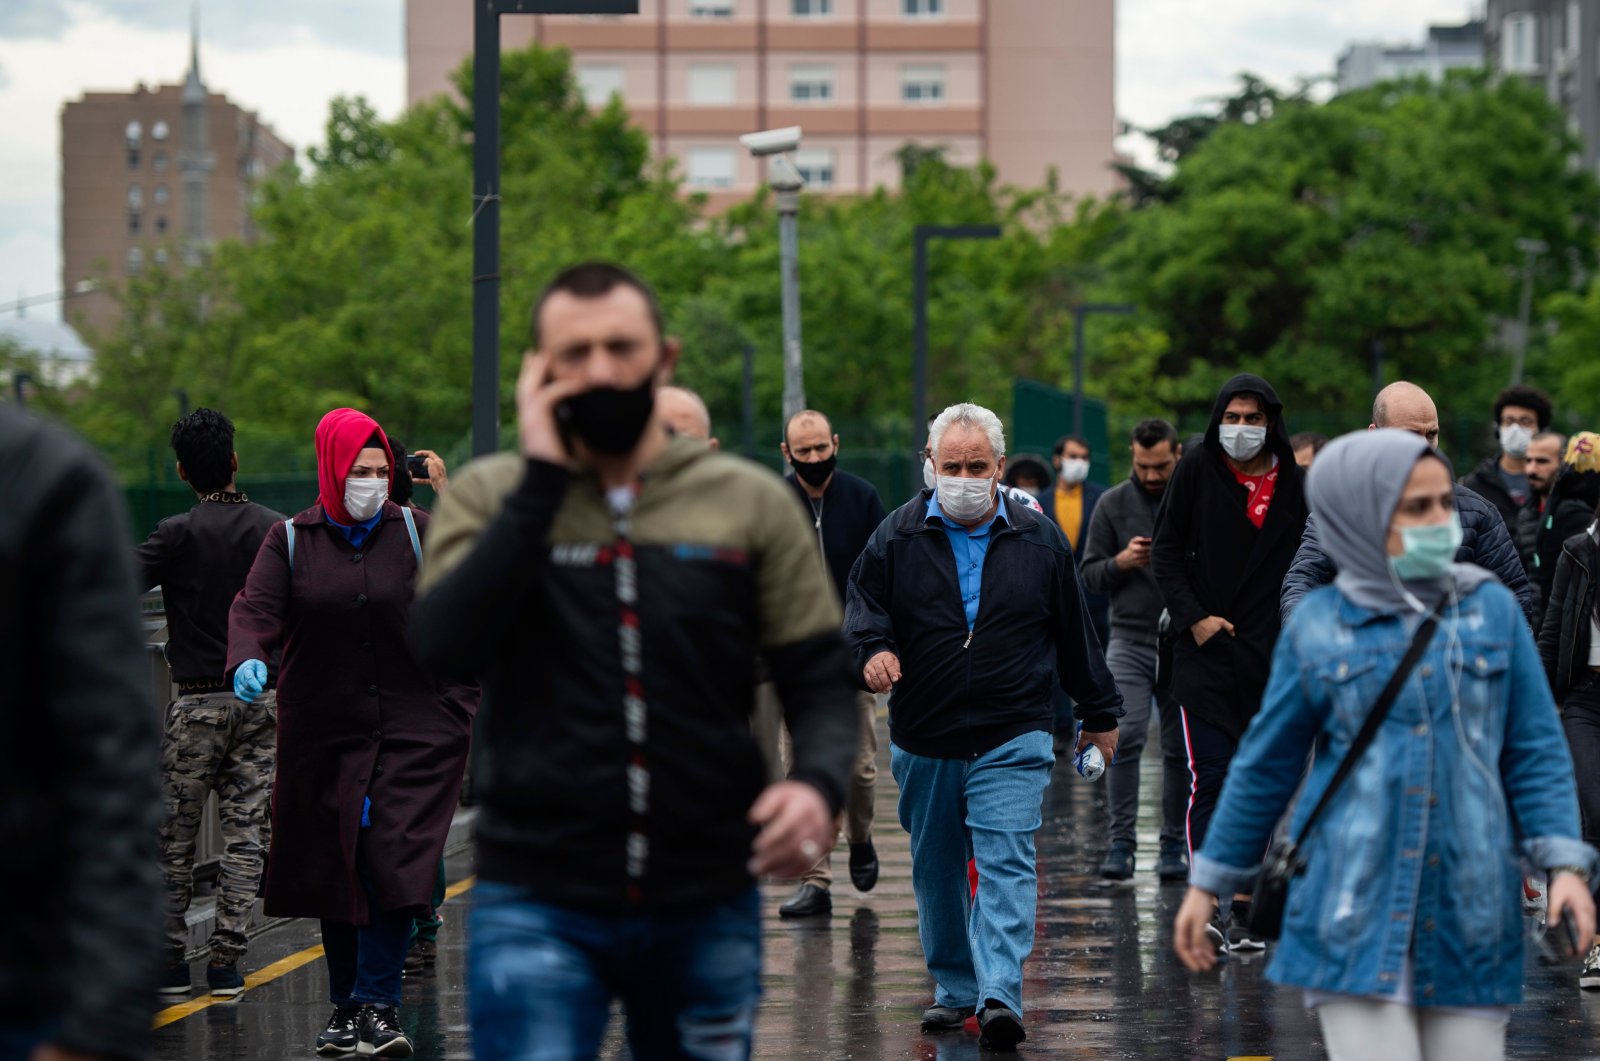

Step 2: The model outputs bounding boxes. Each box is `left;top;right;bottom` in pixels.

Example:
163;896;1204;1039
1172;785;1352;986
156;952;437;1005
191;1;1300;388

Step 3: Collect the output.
1538;528;1596;703
1280;482;1537;629
0;406;161;1061
1151;373;1309;740
1532;467;1600;612
1461;455;1523;532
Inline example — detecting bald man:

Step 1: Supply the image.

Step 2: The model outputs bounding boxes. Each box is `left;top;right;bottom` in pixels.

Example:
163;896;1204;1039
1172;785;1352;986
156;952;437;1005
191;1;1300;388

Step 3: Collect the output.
657;385;718;450
1279;381;1537;627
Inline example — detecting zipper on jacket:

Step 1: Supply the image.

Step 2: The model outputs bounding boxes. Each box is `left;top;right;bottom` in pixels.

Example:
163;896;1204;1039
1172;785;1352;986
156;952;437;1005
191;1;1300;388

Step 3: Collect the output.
963;627;974;649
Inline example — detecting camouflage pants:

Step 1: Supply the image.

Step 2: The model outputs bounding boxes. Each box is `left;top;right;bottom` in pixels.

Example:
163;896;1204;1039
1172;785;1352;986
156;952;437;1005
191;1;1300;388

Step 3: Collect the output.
159;690;276;963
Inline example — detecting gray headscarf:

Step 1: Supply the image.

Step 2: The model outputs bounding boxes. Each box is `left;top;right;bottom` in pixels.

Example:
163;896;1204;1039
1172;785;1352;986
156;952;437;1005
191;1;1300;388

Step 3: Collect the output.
1306;429;1493;614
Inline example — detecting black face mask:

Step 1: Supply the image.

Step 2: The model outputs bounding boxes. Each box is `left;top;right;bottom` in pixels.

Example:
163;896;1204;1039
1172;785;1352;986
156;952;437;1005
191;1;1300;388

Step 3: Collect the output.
557;374;657;456
792;453;837;487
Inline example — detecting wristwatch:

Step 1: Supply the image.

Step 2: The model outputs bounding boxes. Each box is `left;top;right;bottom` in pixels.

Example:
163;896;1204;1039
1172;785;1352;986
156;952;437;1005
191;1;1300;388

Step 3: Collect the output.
1548;864;1593;884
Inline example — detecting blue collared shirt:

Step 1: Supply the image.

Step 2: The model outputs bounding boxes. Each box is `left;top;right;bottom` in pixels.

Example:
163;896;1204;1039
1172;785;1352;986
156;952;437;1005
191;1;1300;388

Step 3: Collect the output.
926;489;1009;629
327;509;382;549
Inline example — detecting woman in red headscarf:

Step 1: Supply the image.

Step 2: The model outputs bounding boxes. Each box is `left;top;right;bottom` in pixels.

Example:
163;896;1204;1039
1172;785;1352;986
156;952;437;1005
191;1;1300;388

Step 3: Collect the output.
228;408;471;1059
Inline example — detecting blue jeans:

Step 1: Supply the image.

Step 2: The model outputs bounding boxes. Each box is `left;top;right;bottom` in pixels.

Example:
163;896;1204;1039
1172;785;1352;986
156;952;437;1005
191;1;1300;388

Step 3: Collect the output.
322;905;414;1008
468;882;762;1061
891;730;1054;1015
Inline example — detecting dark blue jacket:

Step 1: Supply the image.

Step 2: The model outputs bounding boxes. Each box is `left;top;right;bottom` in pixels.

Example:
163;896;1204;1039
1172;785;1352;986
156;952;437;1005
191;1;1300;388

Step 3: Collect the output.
843;488;1122;759
1280;483;1537;629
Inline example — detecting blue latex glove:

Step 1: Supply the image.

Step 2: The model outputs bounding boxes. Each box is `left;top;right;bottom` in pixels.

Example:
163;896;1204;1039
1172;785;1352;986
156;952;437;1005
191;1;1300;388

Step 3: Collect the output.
233;659;267;703
361;796;372;829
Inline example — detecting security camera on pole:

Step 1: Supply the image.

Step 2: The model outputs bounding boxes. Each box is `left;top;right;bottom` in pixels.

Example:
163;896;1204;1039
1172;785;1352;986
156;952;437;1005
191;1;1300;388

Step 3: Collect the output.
741;126;807;421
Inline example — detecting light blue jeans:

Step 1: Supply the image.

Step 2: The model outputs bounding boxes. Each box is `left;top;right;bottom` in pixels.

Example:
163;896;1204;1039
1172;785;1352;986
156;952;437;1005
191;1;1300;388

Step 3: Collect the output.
890;730;1054;1015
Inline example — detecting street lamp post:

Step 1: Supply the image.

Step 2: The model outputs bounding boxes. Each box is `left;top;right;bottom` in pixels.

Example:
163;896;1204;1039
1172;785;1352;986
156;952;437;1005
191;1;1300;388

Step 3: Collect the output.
740;128;808;421
1510;237;1547;386
0;280;99;318
1071;302;1135;436
470;0;640;457
912;224;1001;453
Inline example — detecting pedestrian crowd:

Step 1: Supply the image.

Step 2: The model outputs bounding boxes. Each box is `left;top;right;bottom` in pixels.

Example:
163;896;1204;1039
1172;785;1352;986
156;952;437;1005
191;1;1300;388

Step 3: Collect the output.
3;261;1598;1061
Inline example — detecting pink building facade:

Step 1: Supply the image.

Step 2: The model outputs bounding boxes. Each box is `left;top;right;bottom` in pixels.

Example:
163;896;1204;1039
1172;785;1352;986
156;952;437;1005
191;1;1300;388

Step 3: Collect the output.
405;0;1115;204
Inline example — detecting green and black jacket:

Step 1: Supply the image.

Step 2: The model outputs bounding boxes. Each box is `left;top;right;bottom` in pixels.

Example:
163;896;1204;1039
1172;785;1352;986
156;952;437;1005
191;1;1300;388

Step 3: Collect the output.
413;436;856;911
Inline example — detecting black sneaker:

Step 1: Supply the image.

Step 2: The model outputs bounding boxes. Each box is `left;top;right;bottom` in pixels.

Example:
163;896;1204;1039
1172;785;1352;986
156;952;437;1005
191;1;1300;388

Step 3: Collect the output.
1098;842;1135;881
778;883;832;918
1205;907;1229;956
978;1003;1026;1051
1156;846;1189;883
402;938;436;977
206;960;245;998
1581;942;1600;990
316;1005;362;1056
359;1004;413;1058
159;961;191;997
919;1004;974;1032
1227;901;1267;952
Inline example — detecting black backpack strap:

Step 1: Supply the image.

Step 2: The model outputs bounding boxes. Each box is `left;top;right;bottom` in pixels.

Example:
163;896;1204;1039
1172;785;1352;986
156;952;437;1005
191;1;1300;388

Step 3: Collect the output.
1292;615;1439;846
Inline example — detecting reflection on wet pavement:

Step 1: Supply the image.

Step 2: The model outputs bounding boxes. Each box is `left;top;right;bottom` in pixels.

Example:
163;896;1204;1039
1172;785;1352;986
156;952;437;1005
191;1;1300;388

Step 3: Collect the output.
153;724;1600;1059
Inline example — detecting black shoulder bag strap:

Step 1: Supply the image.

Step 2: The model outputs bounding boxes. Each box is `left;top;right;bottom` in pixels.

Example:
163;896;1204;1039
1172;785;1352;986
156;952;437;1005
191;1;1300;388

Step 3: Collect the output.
1249;615;1438;939
1295;615;1438;844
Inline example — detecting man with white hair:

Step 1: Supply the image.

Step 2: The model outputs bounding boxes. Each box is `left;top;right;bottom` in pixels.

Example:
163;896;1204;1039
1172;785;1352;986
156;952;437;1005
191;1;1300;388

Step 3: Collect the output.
844;402;1121;1051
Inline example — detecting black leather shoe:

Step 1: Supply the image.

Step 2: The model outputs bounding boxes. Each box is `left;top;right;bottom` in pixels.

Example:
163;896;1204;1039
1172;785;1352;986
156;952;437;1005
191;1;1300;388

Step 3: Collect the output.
1098;842;1135;882
920;1005;975;1032
848;840;879;892
1157;846;1189;883
978;1003;1026;1051
778;883;832;918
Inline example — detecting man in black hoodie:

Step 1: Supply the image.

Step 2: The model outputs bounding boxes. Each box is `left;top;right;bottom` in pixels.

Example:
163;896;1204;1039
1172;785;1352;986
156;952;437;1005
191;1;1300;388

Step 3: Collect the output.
1152;374;1308;953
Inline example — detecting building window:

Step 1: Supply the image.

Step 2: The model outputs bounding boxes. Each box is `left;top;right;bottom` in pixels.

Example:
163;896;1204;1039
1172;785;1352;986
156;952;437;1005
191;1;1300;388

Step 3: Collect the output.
789;64;835;103
129;211;142;234
687;148;736;188
1502;11;1540;74
690;0;734;16
154;247;169;266
152;120;169;140
792;0;832;16
794;147;835;188
153;151;168;174
577;63;626;106
901;64;946;103
126;120;142;169
153;184;169;206
903;0;943;15
688;63;737;105
156;216;169;234
126;247;143;276
128;184;143;209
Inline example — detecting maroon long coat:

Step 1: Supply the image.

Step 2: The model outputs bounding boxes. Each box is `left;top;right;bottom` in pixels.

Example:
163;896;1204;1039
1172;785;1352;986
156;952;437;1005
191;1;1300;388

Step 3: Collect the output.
228;501;471;924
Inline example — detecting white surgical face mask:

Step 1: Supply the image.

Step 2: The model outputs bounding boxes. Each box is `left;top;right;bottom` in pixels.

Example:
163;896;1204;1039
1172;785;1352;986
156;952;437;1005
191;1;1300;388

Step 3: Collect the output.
1217;424;1267;462
938;473;997;522
1499;423;1534;458
923;457;937;491
1059;458;1090;485
344;477;388;521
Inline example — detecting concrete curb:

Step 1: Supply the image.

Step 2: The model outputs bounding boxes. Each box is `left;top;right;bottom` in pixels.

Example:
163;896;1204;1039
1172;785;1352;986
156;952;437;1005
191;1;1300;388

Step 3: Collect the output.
182;806;477;960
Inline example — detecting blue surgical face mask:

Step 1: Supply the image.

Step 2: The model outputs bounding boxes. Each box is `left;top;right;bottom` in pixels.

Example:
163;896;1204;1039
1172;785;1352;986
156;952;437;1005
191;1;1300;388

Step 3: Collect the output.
1390;512;1463;581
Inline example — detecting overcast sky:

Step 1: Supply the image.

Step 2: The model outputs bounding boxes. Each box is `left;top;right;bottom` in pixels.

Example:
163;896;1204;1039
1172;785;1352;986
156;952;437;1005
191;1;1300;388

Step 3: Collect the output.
0;0;1480;323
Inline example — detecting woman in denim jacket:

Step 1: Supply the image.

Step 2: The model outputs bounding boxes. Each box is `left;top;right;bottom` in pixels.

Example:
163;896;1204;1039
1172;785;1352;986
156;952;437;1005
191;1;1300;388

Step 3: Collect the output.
1174;429;1596;1061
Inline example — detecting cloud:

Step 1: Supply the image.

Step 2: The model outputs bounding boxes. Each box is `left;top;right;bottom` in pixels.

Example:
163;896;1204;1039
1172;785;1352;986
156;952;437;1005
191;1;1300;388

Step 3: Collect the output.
0;0;402;59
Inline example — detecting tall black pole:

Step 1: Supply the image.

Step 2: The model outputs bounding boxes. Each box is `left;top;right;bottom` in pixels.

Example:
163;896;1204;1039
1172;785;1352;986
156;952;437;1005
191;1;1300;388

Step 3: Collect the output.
471;4;502;457
1370;339;1385;403
912;231;929;454
1072;306;1087;437
741;341;755;459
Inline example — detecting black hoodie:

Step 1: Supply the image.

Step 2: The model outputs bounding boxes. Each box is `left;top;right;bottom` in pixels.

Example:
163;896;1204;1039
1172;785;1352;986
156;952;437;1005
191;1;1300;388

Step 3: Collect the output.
1151;373;1309;739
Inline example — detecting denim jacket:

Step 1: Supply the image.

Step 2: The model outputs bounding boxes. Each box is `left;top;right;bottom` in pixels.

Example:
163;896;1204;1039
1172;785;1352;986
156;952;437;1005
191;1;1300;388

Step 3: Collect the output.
1192;580;1593;1008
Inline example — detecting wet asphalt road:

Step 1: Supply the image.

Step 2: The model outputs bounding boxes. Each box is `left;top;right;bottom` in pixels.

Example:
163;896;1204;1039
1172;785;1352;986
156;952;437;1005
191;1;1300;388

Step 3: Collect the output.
152;717;1600;1060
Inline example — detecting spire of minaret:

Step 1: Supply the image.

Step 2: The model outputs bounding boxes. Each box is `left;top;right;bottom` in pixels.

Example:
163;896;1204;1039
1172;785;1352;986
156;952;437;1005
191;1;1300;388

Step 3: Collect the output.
183;3;205;102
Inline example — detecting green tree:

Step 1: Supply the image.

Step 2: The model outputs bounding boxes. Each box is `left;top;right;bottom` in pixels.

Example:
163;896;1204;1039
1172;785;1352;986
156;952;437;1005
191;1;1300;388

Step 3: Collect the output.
1105;71;1600;431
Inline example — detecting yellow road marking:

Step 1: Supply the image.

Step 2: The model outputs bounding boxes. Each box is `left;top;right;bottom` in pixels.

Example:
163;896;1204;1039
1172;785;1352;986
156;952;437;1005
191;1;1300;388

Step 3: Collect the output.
153;875;477;1030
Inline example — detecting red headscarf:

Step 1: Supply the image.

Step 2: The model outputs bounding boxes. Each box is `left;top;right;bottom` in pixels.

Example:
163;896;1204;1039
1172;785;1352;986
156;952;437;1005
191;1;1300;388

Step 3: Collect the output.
315;407;393;525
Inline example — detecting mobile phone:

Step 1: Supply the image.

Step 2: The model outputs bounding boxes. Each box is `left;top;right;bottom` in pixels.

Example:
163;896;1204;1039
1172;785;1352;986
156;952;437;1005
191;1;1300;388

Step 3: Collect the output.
405;454;430;482
1552;912;1582;958
1134;536;1153;546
